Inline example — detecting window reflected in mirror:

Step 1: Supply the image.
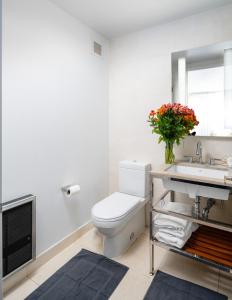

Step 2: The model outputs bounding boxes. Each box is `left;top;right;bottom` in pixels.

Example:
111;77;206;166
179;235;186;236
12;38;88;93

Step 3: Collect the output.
172;41;232;137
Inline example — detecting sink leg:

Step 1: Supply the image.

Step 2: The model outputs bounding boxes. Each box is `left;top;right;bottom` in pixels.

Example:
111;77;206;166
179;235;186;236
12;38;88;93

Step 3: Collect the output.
149;210;155;275
170;191;175;202
194;196;201;218
150;240;154;275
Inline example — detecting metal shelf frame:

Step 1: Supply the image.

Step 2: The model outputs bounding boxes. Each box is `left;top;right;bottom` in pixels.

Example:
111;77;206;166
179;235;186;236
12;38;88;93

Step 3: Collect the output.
149;188;232;275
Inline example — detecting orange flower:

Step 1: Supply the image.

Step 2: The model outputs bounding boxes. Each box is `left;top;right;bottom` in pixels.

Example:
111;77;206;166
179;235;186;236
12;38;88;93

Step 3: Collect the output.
148;102;199;126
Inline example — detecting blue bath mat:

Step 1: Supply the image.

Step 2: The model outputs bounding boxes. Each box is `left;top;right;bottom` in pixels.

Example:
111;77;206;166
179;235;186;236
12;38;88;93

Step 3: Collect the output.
26;249;128;300
144;270;228;300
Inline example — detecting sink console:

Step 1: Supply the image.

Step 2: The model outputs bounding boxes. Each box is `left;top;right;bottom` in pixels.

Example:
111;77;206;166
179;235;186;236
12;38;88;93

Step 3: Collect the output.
151;161;232;218
152;162;232;188
149;161;232;276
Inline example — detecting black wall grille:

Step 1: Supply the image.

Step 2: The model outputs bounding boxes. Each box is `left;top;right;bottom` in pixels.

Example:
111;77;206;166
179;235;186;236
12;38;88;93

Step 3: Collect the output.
2;195;36;277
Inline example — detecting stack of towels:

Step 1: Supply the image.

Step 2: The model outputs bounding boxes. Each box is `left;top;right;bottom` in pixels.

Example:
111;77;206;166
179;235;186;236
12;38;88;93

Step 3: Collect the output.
153;202;198;249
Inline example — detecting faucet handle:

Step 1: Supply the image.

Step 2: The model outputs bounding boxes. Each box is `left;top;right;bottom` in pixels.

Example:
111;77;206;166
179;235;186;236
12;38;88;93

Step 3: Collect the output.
196;141;202;155
209;157;225;165
184;155;194;163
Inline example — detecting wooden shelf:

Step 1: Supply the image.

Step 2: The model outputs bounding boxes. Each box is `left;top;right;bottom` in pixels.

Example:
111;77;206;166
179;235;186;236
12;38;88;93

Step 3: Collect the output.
183;226;232;269
150;190;232;275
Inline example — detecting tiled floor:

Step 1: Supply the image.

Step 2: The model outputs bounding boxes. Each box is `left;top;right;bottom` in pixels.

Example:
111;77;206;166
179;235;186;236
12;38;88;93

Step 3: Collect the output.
4;228;232;300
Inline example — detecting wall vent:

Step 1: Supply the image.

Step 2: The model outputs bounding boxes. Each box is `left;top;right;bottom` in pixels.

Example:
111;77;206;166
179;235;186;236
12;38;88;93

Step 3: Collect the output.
94;41;102;56
2;195;36;278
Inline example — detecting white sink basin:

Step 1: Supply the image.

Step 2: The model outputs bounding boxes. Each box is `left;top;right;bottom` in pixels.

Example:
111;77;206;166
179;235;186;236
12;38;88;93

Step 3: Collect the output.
163;164;231;200
167;164;229;180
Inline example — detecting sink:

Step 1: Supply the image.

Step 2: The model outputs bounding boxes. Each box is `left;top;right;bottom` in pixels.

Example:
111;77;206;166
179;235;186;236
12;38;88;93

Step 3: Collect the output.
161;163;231;200
167;164;229;180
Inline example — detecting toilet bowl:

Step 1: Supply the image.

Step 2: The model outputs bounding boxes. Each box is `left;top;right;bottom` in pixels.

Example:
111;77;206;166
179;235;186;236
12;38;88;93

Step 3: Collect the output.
92;192;148;257
91;161;151;258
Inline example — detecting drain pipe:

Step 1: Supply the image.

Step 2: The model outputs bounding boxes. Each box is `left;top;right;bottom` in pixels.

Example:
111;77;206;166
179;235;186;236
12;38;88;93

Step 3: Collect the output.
202;198;216;219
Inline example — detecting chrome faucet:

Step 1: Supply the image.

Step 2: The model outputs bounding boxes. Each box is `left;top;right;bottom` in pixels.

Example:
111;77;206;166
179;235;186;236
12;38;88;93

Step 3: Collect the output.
196;141;203;163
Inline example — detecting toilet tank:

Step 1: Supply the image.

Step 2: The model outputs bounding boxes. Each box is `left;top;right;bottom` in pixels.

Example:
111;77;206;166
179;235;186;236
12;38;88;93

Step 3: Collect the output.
119;161;151;198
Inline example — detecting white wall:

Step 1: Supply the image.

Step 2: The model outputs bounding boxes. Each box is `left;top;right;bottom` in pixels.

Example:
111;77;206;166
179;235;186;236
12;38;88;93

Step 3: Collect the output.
3;0;109;255
109;5;232;222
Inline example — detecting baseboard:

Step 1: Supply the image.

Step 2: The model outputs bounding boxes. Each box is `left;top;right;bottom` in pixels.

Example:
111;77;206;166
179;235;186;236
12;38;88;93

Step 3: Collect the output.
3;221;93;294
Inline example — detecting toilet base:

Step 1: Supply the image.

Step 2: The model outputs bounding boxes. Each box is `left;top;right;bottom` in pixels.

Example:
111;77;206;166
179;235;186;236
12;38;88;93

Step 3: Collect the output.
103;207;145;258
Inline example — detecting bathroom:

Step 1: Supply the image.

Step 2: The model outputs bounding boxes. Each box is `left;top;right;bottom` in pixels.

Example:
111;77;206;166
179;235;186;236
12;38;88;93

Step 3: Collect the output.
1;0;232;299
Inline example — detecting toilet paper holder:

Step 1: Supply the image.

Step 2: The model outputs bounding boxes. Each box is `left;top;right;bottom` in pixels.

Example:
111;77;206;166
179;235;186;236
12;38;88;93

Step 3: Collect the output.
61;184;80;197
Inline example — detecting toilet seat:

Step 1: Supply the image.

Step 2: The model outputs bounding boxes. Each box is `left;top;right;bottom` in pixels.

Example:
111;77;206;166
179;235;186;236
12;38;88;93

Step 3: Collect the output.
91;192;143;222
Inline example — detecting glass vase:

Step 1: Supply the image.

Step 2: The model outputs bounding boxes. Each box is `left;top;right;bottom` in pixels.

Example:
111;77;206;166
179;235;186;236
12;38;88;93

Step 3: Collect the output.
165;141;175;164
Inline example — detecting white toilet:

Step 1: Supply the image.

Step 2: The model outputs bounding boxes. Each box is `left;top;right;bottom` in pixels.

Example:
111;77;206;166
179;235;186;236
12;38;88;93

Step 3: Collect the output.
91;160;151;258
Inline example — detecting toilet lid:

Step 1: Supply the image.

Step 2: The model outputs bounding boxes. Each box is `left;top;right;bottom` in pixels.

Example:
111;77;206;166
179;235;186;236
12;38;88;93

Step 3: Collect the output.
92;192;142;221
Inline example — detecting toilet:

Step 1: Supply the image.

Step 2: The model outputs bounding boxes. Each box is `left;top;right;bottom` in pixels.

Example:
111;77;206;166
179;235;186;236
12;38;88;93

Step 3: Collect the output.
91;160;151;258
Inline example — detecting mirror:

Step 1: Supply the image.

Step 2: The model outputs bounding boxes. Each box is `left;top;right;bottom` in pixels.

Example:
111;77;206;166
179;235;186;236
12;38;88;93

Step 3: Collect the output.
172;41;232;137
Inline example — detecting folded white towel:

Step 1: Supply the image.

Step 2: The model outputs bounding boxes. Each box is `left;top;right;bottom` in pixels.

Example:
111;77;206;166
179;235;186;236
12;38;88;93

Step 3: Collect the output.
154;221;193;239
154;230;192;249
153;202;199;248
153;202;193;231
153;215;189;231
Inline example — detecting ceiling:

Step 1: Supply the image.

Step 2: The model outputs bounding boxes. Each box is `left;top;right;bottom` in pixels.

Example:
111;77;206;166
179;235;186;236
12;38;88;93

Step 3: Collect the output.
50;0;232;38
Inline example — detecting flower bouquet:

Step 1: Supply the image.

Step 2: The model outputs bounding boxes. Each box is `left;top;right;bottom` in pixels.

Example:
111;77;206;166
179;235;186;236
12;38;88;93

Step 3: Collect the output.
148;103;199;164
